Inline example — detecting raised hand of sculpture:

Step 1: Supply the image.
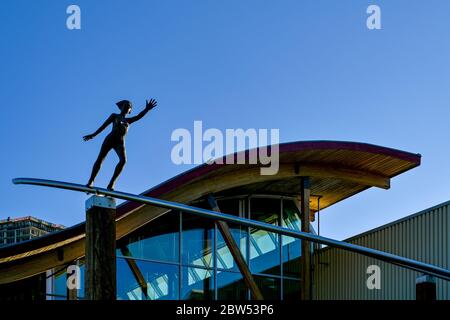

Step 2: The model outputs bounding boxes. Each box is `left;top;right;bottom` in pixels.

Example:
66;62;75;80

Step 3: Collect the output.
83;98;157;190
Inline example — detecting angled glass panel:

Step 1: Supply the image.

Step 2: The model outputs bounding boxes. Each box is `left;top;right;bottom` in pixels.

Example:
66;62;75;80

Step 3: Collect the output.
182;214;214;268
217;270;247;300
249;198;281;275
117;257;179;300
216;199;247;272
181;267;214;300
117;211;179;263
282;199;301;278
54;271;67;298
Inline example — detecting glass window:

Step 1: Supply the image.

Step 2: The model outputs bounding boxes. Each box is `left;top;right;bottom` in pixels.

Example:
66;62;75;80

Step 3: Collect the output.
54;271;67;297
117;211;179;263
46;294;67;300
216;224;247;272
182;214;214;268
283;278;301;301
217;271;247;300
249;198;281;275
253;275;280;300
51;260;84;300
181;267;214;300
216;199;247;272
282;200;301;278
76;262;85;299
216;199;240;216
117;258;179;300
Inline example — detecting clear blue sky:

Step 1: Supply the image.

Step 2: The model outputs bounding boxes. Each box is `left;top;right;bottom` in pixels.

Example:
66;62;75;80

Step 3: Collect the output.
1;0;449;240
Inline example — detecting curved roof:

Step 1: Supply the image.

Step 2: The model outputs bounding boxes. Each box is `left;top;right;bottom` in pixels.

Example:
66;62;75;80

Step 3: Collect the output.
0;140;421;283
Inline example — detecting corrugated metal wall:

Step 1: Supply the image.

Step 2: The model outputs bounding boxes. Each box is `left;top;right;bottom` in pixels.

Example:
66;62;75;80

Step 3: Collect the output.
314;201;450;300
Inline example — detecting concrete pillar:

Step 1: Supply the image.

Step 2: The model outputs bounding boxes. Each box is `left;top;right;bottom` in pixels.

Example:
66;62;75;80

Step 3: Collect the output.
85;195;116;300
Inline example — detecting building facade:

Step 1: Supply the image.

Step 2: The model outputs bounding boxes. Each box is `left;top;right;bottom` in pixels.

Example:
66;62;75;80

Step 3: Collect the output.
0;216;64;247
314;201;450;300
46;199;450;300
47;195;304;300
1;140;438;301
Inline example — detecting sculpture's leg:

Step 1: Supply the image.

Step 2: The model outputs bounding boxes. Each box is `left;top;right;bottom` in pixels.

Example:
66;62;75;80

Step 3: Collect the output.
87;140;113;187
107;143;127;190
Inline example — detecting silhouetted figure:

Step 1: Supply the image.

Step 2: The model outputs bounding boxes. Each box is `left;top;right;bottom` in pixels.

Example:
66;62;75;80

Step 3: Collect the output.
83;99;157;190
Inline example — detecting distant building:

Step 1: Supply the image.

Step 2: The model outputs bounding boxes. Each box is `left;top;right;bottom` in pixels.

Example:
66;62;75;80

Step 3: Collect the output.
0;216;65;247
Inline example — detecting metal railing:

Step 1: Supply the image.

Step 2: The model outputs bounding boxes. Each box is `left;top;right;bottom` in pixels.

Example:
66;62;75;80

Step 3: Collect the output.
12;177;450;281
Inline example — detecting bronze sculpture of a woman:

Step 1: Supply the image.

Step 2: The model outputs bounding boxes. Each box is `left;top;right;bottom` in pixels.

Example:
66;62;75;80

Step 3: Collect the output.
83;98;157;190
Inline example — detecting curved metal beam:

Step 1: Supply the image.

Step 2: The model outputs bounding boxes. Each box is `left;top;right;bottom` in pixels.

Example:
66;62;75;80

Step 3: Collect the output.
11;177;450;281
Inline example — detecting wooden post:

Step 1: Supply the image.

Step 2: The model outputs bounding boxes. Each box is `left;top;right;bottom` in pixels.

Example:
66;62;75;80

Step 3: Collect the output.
206;195;264;300
416;274;436;300
85;195;116;300
300;177;312;300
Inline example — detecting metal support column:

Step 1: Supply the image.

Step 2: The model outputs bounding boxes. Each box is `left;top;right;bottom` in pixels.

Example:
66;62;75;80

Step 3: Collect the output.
300;177;312;300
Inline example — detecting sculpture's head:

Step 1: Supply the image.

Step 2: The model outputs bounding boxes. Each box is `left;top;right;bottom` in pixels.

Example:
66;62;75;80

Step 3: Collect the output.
116;100;132;114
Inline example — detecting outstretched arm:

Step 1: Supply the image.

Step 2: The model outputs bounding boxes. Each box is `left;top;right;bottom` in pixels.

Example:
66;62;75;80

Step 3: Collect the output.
127;99;157;124
83;114;114;141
